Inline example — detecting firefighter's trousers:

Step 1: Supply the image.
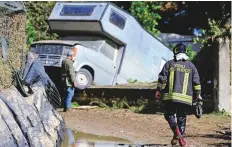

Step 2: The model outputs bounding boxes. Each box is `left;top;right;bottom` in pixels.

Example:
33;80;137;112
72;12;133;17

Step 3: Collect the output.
163;101;190;136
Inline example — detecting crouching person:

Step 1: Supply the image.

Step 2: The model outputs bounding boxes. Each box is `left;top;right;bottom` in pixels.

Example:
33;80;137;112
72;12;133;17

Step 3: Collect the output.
155;43;201;146
61;50;77;112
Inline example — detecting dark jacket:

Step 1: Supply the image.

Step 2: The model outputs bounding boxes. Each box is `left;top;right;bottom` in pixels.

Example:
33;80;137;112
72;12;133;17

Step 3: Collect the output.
157;59;201;105
61;58;75;87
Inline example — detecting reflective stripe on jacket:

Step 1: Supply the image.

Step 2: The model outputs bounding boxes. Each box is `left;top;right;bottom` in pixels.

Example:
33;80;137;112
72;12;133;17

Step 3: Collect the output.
157;59;201;105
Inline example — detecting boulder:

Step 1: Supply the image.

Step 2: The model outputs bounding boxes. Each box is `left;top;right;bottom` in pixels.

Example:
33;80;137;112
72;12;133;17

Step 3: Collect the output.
0;82;65;147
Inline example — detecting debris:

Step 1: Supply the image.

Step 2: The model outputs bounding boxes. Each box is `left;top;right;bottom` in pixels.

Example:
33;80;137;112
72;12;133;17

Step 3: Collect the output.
72;106;99;110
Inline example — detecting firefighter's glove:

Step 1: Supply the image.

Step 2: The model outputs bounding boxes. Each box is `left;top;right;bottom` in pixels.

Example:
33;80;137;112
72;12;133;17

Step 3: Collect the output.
192;96;203;119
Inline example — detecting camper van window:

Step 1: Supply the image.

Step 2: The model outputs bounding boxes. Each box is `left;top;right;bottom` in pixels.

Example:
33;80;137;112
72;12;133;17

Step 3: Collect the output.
60;5;96;16
109;10;126;30
77;40;104;52
100;42;115;60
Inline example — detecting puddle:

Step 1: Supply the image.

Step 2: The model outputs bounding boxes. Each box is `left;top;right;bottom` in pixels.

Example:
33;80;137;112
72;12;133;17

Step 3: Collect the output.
61;128;132;147
61;129;169;147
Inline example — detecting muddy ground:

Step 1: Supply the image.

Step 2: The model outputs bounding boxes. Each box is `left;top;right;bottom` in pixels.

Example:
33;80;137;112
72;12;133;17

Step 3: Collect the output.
60;108;231;146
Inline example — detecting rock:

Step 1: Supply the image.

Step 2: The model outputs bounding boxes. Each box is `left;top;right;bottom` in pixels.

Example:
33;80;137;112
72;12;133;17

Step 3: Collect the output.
0;98;28;147
0;82;65;147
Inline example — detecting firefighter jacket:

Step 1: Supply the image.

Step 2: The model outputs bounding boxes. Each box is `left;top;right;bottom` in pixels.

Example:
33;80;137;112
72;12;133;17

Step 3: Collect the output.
61;58;75;87
157;59;201;105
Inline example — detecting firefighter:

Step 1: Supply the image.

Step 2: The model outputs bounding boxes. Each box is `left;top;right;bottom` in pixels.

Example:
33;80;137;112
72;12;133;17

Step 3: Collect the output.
155;43;201;146
61;50;77;112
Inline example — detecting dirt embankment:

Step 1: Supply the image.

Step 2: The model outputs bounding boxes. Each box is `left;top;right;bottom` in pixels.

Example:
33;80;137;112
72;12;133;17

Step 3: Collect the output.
60;108;231;146
0;8;26;90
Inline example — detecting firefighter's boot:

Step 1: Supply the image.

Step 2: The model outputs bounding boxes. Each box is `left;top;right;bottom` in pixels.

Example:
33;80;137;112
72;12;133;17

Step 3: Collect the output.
175;127;186;146
165;115;179;146
171;134;178;146
177;117;186;136
177;117;187;146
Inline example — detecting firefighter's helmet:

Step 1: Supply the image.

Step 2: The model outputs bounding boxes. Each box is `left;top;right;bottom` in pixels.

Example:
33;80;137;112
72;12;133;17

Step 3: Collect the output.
173;43;187;55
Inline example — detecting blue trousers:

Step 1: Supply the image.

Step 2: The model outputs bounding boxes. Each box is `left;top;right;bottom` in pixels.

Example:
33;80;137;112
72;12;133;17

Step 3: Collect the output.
64;87;75;109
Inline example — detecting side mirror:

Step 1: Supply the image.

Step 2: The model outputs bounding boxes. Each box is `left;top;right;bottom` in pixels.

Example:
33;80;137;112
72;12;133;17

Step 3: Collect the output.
1;37;8;61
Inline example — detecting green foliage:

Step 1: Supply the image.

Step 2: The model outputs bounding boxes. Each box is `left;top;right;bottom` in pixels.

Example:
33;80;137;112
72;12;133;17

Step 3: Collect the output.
186;45;197;61
130;1;162;36
127;78;138;84
168;44;175;49
71;102;80;108
88;96;147;113
26;20;37;47
194;15;231;46
111;98;146;113
112;98;130;109
208;110;231;117
25;1;59;47
129;105;146;113
127;78;157;86
89;98;110;108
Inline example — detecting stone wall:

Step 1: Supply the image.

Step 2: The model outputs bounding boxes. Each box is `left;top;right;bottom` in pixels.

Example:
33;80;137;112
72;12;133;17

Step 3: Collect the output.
0;82;65;147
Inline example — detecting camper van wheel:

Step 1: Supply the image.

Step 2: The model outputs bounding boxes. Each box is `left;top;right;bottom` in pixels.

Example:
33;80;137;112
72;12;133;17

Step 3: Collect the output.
76;68;93;89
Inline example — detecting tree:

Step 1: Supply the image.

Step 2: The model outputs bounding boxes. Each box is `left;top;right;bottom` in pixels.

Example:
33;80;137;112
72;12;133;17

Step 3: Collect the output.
186;45;197;62
157;1;231;36
130;2;162;36
25;1;59;47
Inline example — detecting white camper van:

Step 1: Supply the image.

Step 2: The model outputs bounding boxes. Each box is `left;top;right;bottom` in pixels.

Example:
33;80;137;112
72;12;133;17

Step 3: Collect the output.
30;2;173;89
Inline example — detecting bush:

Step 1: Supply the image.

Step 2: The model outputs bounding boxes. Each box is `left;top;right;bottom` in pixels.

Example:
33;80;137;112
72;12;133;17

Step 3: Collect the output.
25;1;59;48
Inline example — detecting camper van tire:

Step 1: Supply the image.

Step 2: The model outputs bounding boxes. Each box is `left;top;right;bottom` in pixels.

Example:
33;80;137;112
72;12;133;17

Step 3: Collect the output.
75;68;93;89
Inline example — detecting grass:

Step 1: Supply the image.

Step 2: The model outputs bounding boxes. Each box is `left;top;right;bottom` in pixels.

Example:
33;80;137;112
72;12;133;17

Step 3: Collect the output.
89;99;110;109
71;102;80;108
127;78;157;85
88;97;147;113
209;110;231;117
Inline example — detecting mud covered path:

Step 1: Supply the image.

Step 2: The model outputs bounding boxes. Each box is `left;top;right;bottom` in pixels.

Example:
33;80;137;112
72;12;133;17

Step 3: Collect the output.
60;108;231;146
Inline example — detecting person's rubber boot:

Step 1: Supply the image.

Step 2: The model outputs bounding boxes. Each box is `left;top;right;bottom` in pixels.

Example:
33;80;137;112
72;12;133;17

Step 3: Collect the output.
63;108;71;112
176;127;186;146
66;108;71;112
178;137;186;146
166;115;179;146
171;134;178;146
177;116;186;136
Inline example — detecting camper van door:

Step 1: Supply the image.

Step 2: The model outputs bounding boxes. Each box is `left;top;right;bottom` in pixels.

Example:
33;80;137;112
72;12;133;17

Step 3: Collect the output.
97;42;118;84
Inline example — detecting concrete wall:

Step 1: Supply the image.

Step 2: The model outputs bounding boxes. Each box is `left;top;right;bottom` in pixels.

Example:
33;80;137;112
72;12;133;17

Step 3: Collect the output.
217;38;231;113
0;82;65;147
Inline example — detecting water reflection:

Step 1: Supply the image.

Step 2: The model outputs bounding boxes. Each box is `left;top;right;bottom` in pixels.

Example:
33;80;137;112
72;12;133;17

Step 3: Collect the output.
61;128;131;147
